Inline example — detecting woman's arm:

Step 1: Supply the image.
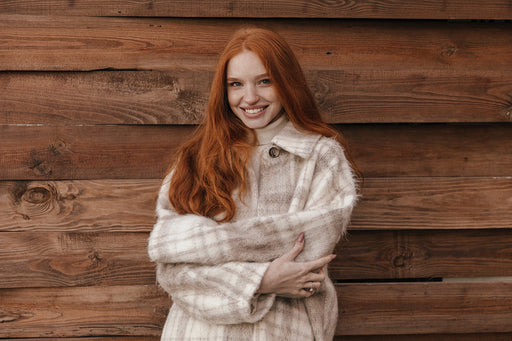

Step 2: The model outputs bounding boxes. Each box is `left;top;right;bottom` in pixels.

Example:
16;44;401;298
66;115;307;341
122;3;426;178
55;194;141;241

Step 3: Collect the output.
156;261;276;324
148;140;356;266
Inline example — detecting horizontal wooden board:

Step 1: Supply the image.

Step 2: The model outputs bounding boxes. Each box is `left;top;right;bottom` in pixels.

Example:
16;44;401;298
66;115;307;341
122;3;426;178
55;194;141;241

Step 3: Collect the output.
334;229;512;280
337;282;512;335
0;232;153;288
335;333;512;341
0;338;159;341
1;0;512;19
353;177;512;230
0;125;192;180
1;124;511;180
1;282;511;337
1;176;511;232
2;69;511;125
2;229;512;288
1;16;511;72
0;180;158;232
0;285;169;338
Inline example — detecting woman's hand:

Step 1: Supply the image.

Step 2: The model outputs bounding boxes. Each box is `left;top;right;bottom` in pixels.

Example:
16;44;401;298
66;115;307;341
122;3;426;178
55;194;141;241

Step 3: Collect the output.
257;233;336;298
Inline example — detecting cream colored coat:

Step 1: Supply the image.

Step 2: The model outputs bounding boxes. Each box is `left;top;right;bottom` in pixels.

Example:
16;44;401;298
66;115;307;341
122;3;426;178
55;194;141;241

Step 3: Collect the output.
148;118;357;340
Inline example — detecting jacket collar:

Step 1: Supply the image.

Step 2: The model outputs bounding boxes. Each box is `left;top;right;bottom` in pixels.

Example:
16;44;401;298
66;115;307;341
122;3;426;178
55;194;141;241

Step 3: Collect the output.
271;121;322;159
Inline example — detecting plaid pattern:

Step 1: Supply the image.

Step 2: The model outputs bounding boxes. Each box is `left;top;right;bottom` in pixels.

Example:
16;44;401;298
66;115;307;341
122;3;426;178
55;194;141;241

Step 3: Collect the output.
149;121;357;340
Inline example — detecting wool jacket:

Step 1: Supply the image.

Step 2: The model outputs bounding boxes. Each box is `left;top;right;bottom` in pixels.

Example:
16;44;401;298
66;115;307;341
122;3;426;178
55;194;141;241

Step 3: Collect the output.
148;118;357;340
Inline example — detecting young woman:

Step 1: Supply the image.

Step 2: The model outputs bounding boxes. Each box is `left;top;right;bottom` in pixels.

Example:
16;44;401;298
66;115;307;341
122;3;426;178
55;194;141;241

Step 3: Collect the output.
148;27;358;341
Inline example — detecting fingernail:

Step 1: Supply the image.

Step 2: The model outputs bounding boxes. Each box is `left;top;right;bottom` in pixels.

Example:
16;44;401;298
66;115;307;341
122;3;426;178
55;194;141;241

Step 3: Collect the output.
297;233;304;243
331;254;337;260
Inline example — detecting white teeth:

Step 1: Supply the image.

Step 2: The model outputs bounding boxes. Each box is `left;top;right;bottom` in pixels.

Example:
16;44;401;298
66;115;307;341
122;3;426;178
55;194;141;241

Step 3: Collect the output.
244;107;265;114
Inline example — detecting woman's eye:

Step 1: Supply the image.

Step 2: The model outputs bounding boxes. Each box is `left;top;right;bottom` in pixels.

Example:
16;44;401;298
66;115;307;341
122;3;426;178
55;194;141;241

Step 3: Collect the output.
260;79;271;85
229;81;242;87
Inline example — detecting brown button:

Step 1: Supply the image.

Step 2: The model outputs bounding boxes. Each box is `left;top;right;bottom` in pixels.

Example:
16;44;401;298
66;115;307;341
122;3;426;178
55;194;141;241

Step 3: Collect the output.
269;147;280;158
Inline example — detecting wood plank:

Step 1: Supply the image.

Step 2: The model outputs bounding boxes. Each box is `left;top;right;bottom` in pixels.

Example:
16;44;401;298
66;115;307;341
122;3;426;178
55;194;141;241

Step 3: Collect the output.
1;0;512;19
0;180;158;232
337;282;512;335
0;125;193;180
333;229;512;280
2;229;512;288
1;16;511;72
0;232;153;288
2;69;511;125
0;71;210;125
2;283;511;337
352;177;512;230
335;333;512;341
1;176;511;232
1;124;511;180
0;285;170;338
342;124;512;178
3;338;159;341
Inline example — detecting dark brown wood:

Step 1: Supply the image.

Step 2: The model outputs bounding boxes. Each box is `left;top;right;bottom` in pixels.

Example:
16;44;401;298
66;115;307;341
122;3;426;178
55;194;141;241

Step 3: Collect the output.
337;282;512;335
335;333;512;341
11;335;160;341
0;285;170;338
1;16;511;72
0;180;158;232
2;177;511;233
0;71;210;125
0;232;154;288
2;69;511;125
2;229;512;288
1;0;511;19
2;283;511;337
352;177;512;230
341;124;512;178
1;124;511;180
332;229;512;280
0;125;194;180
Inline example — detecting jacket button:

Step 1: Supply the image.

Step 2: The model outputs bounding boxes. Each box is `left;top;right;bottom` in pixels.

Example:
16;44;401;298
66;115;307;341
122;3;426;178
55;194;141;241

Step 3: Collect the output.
269;147;280;158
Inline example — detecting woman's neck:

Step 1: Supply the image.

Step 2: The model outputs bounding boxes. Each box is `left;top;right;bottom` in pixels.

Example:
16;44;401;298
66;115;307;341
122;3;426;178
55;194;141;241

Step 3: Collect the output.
254;114;288;145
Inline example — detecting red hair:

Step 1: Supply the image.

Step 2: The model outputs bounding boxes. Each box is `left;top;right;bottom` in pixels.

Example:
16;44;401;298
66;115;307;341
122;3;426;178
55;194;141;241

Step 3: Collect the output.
168;27;359;222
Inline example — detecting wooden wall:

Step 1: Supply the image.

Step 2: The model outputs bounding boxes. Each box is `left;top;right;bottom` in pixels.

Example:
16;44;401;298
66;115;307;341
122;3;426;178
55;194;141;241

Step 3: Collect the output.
1;1;512;340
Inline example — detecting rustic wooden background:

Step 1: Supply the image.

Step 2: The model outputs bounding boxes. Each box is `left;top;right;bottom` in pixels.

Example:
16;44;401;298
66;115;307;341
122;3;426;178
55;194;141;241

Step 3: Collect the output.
1;1;512;340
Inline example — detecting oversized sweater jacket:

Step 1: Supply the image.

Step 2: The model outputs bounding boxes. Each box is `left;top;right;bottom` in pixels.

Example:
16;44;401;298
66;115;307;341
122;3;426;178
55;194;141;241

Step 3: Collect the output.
148;117;357;340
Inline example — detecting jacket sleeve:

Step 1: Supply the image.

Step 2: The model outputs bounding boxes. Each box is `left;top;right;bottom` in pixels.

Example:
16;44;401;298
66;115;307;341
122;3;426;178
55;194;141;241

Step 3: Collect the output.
148;139;357;266
156;261;276;324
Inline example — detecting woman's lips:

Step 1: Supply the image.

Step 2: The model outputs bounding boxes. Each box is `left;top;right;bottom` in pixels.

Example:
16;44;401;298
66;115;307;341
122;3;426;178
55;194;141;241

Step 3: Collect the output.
242;105;268;118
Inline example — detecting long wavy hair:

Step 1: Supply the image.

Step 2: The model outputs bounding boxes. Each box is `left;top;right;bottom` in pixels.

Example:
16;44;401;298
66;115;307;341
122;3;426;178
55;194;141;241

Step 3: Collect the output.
168;27;359;222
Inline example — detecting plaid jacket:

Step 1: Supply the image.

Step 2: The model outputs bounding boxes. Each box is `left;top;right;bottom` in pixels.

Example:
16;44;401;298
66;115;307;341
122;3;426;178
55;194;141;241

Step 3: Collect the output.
148;120;357;340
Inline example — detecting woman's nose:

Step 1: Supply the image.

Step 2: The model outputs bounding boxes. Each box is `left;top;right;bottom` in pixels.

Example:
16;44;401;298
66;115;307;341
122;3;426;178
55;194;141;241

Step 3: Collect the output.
243;85;259;103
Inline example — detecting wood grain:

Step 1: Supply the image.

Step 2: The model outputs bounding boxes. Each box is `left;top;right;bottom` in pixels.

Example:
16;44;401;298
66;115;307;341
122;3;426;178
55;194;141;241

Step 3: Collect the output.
0;180;158;232
1;16;511;72
335;333;512;341
0;232;153;288
2;69;511;125
337;282;512;335
352;177;512;230
2;177;511;232
1;0;511;19
2;229;512;288
3;124;510;180
0;125;194;180
0;285;170;338
1;283;511;337
333;229;512;280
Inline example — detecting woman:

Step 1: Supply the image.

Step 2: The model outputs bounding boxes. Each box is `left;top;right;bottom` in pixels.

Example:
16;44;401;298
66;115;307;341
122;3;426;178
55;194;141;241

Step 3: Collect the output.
148;27;358;340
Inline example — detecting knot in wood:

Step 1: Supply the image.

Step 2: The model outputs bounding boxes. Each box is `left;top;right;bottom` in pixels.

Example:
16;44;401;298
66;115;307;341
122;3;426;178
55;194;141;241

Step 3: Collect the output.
24;186;53;205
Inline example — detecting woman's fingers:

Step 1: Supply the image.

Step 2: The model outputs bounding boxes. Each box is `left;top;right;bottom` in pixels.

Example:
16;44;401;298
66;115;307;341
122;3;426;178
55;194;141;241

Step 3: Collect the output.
305;254;336;272
282;233;305;261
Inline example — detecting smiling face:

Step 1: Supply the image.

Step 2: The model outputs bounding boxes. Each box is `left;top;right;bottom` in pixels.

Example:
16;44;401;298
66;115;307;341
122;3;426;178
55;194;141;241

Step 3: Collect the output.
226;50;284;130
